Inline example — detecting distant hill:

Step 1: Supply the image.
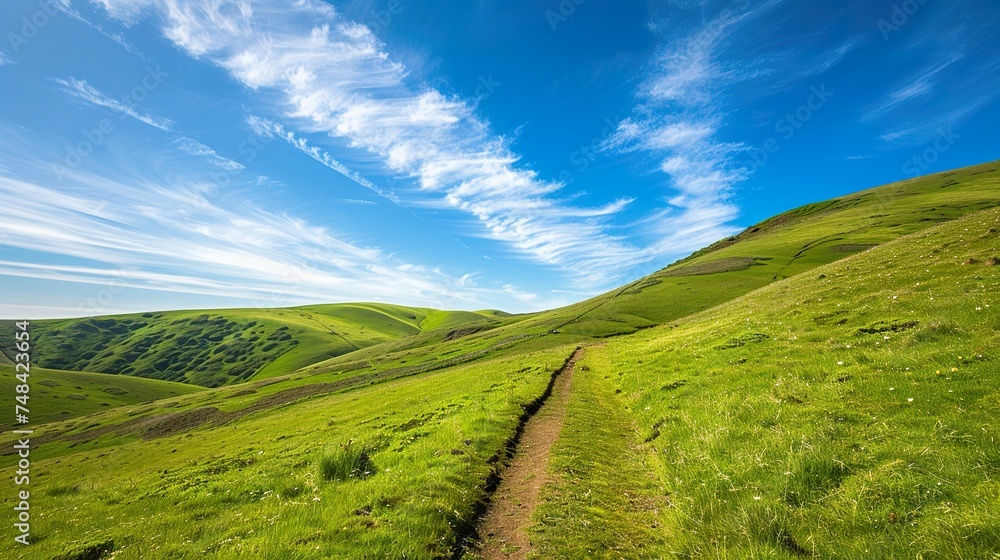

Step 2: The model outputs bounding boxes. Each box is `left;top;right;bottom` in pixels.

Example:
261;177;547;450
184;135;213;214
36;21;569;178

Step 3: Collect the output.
4;304;503;387
0;365;203;428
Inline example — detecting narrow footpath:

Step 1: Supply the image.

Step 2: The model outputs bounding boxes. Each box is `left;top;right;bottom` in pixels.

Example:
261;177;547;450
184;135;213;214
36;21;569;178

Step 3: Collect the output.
476;347;582;559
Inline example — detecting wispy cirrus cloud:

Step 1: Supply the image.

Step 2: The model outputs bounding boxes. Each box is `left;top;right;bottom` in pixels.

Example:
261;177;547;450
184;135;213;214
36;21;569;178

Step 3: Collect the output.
173;136;244;171
878;97;993;144
0;168;521;312
53;76;173;130
247;116;399;204
55;0;154;63
334;198;378;205
862;52;966;124
866;5;1000;145
93;0;645;287
602;1;785;256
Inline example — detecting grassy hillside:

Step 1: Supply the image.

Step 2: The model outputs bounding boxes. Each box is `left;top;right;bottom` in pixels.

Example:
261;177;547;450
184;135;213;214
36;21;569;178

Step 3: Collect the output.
534;159;1000;337
0;346;576;559
303;161;1000;379
0;365;203;428
532;206;1000;557
3;304;501;387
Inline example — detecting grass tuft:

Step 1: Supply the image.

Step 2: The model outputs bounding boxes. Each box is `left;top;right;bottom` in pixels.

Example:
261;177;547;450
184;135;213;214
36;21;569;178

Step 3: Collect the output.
53;539;115;560
318;441;378;482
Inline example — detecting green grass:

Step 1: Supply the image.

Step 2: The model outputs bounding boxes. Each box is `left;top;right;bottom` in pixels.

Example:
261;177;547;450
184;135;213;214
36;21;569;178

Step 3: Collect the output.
317;440;379;482
0;365;202;428
532;206;1000;557
0;346;575;559
0;161;998;558
529;349;670;558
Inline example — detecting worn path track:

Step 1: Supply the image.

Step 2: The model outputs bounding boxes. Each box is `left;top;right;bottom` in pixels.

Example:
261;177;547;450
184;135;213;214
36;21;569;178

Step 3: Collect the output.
476;347;582;559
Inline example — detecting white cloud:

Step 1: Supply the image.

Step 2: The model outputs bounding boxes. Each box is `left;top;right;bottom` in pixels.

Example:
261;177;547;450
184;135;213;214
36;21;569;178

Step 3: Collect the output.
56;1;153;63
334;198;377;205
94;0;645;287
865;7;1000;145
174;136;244;171
602;3;783;254
248;116;399;204
878;96;993;144
809;40;859;76
0;51;14;66
53;76;173;131
0;170;525;312
863;52;966;123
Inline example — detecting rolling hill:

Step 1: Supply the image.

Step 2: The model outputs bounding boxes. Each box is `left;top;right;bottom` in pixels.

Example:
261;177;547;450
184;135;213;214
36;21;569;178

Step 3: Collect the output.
3;304;506;387
299;160;1000;377
1;161;998;559
0;365;203;429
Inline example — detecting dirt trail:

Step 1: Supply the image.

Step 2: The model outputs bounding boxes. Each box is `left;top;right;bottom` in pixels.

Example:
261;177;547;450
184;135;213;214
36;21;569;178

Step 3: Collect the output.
476;347;582;559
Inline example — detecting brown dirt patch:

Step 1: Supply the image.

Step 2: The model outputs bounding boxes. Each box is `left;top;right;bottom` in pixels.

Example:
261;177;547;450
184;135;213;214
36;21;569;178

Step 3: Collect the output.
829;243;879;253
661;256;764;277
140;406;223;439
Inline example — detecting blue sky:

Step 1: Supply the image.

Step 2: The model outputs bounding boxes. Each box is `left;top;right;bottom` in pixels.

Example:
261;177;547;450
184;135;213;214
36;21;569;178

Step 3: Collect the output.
1;0;998;318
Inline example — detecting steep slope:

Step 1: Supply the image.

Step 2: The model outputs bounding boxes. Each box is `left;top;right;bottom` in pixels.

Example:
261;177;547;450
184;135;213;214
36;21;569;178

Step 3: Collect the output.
532;159;1000;336
7;304;502;387
532;206;1000;557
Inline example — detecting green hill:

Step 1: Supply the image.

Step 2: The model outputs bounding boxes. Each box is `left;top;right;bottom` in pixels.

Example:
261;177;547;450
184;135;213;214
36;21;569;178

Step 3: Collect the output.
5;304;503;387
0;365;203;428
1;161;998;558
302;160;1000;377
532;205;1000;558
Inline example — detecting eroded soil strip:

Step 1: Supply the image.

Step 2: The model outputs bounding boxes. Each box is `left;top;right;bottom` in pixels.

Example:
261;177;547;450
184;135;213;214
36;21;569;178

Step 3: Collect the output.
477;347;582;559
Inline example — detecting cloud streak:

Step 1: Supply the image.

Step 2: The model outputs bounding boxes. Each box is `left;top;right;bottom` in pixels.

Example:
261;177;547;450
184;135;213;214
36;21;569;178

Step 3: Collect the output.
862;52;966;124
601;2;786;256
93;0;645;287
174;136;244;171
247;116;399;204
53;76;173;130
865;5;1000;145
0;169;524;313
